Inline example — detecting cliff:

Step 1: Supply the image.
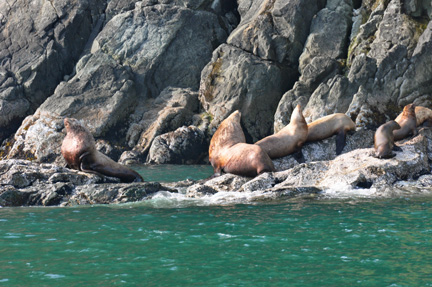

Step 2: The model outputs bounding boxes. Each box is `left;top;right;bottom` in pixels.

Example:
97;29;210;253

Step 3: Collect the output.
1;0;431;164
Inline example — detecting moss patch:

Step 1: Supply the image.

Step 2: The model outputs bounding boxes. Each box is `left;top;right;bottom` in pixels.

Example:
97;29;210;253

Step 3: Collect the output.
202;55;224;103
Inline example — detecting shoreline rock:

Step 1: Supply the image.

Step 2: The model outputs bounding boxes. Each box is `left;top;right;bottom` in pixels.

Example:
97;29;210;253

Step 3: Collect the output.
2;129;432;207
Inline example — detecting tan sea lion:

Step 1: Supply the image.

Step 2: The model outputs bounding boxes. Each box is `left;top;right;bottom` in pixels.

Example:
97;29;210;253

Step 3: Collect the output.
209;110;245;165
414;106;432;127
394;103;417;141
306;113;356;155
374;120;401;159
209;111;275;177
61;118;143;183
255;104;308;159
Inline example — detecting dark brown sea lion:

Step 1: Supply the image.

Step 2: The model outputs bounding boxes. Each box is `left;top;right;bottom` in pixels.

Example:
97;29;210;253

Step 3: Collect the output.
414;106;432;127
209;110;275;177
306;113;356;155
61;118;143;183
394;103;417;141
374;120;401;159
255;104;308;159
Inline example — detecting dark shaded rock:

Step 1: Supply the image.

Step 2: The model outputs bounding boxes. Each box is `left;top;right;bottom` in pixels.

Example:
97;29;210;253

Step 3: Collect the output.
147;126;207;164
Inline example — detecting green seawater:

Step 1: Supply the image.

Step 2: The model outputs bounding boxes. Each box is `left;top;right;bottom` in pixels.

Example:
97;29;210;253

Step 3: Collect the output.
1;165;432;286
132;164;214;182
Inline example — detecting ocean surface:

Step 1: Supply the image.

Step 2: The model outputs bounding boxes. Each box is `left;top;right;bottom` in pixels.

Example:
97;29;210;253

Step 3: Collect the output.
1;165;432;286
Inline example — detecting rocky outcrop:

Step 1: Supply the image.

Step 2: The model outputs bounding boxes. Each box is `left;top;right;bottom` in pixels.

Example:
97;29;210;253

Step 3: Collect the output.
183;128;432;199
2;128;432;207
128;88;201;157
1;0;432;205
0;159;164;206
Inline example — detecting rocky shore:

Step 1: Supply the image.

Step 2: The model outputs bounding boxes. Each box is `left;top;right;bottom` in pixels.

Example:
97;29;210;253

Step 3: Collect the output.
2;128;432;207
1;0;432;206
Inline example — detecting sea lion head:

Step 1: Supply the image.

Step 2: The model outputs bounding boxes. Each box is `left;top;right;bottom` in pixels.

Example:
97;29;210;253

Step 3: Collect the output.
64;118;89;135
227;110;241;123
387;120;401;131
402;103;416;117
209;110;245;164
290;104;307;125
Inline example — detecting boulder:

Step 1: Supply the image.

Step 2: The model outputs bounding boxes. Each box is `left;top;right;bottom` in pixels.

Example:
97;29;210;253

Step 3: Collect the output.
147;126;207;164
127;88;201;159
70;182;163;205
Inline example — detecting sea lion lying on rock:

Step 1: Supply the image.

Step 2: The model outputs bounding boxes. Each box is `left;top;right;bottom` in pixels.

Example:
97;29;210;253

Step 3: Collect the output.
414;106;432;127
374;120;401;159
394;103;417;141
255;104;308;159
61;118;143;183
306;113;356;155
209;111;275;177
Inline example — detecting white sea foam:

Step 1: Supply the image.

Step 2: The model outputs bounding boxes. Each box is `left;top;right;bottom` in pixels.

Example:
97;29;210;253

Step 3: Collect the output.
130;189;284;208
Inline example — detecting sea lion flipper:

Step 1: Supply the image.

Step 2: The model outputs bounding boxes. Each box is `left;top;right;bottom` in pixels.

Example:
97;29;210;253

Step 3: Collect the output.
393;145;402;152
335;129;347;155
79;152;105;177
292;150;305;163
79;151;92;171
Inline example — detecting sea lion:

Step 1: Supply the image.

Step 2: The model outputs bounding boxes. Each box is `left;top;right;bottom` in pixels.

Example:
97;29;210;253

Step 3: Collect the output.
374;120;401;159
209;110;275;177
61;118;143;183
212;143;276;177
306;113;356;155
394;103;417;141
255;104;308;159
209;110;245;165
414;106;432;127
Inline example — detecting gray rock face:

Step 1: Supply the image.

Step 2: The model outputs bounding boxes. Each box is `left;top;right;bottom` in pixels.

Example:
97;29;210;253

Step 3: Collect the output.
1;0;233;163
200;0;326;141
275;0;432;134
94;3;231;97
0;0;105;142
228;0;325;64
128;88;201;158
147;126;207;164
275;0;354;129
199;44;296;142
